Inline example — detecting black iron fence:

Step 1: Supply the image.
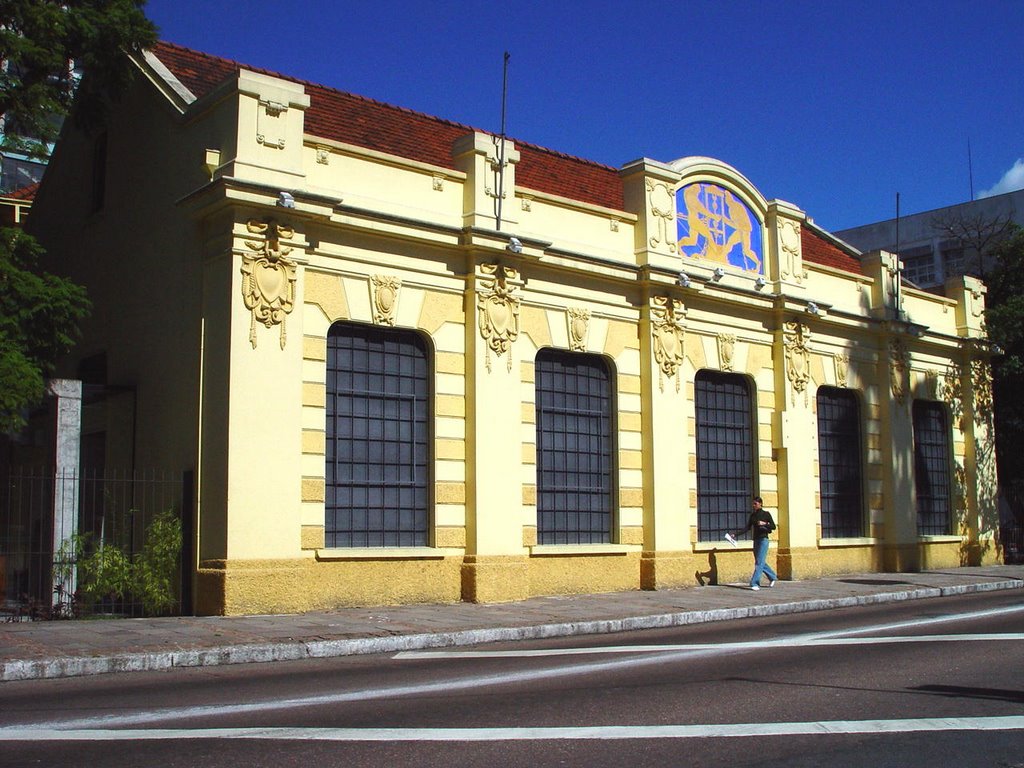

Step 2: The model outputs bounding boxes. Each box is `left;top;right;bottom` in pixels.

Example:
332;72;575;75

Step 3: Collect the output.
0;468;190;620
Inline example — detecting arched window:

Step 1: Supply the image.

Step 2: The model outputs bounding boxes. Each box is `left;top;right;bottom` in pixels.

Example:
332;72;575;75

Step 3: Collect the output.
695;370;755;541
534;349;615;544
913;400;952;536
325;323;430;547
816;387;864;538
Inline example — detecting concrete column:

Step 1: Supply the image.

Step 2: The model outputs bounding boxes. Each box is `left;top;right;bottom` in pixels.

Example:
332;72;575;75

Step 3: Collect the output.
771;320;818;579
461;261;529;602
638;294;692;588
48;378;82;609
879;334;919;571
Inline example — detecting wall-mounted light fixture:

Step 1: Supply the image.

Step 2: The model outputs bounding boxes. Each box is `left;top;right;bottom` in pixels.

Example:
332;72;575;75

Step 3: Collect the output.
806;301;821;315
277;191;295;208
507;236;523;254
678;271;691;288
713;267;725;280
754;276;767;290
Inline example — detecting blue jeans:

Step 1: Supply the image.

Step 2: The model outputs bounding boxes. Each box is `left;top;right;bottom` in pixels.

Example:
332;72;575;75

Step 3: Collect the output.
750;537;777;586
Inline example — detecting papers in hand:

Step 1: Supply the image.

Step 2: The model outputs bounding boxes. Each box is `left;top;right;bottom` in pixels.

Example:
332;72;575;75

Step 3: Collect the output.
724;533;737;547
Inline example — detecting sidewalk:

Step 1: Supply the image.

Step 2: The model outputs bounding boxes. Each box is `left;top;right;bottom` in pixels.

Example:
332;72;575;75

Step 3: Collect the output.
2;565;1022;682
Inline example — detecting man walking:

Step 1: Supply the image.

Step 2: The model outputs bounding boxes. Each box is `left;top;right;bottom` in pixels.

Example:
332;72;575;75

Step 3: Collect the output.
725;496;778;590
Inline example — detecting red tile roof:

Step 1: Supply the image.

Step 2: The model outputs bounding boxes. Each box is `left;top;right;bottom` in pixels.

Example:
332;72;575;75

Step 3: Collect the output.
149;41;858;275
6;182;39;200
150;41;624;211
801;227;862;273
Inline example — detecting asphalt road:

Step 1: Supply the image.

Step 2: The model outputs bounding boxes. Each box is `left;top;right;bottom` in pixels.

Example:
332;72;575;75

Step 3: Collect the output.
1;591;1022;768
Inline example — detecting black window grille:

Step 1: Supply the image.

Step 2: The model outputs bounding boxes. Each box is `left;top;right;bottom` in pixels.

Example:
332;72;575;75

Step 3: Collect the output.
325;323;430;547
913;400;952;536
816;387;864;538
534;349;615;545
695;370;755;541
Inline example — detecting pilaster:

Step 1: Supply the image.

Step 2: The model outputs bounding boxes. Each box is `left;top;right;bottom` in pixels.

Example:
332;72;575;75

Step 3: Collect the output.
771;318;817;579
619;158;683;271
638;294;691;588
461;261;529;602
452;132;520;232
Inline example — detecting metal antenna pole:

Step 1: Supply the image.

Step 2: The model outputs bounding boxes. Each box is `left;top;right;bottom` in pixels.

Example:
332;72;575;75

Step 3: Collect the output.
968;137;975;201
496;51;510;231
894;192;902;318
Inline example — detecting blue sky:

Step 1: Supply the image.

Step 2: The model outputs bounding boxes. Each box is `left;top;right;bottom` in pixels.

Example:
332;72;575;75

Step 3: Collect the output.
144;0;1023;233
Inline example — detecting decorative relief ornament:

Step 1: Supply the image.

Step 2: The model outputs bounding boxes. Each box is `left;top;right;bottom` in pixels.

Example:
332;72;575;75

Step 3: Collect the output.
925;369;940;399
256;99;287;149
834;352;849;388
242;220;298;349
371;275;402;326
889;337;910;405
567;307;590;352
779;219;804;283
646;179;677;253
477;264;520;372
718;333;736;372
783;322;811;405
315;145;331;165
651;297;685;392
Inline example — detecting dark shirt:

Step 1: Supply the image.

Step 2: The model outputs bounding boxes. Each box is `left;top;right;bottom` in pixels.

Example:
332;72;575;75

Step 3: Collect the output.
735;509;776;541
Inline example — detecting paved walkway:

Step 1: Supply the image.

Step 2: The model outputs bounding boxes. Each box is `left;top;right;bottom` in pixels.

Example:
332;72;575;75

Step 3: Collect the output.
2;565;1022;682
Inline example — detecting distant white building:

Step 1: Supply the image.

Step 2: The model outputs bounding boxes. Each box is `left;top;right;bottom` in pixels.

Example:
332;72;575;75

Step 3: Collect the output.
835;189;1024;290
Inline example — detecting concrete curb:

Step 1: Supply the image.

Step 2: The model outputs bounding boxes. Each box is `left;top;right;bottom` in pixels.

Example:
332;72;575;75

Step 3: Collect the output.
3;578;1020;682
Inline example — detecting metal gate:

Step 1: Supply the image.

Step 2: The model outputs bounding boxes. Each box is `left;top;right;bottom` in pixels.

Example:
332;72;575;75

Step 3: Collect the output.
0;468;191;620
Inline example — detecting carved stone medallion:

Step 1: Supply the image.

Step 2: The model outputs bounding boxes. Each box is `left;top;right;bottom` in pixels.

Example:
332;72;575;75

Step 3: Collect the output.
889;337;909;405
477;264;520;372
567;307;590;352
783;322;810;405
651;297;685;392
718;333;736;372
242;220;298;349
834;352;849;388
371;275;401;326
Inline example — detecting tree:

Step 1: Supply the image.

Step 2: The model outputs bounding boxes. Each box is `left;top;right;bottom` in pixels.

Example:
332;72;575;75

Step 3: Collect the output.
930;209;1014;281
0;2;155;431
983;226;1024;499
1;0;157;158
0;228;89;432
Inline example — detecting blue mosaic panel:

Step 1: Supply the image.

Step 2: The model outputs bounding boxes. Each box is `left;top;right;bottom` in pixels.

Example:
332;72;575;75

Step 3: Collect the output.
676;182;763;274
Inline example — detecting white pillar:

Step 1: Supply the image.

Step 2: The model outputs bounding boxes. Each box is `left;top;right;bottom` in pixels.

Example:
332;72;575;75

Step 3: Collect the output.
48;378;82;609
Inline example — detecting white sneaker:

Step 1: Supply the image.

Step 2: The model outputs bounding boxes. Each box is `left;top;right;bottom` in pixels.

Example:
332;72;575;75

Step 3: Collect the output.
768;580;776;587
750;585;760;591
725;533;737;547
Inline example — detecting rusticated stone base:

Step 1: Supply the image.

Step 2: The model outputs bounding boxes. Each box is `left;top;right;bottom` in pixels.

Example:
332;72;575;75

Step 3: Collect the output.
461;555;530;603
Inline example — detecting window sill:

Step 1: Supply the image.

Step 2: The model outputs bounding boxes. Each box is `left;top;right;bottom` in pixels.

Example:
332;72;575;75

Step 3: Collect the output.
694;541;760;552
918;535;963;544
818;537;879;548
315;547;463;561
530;544;639;557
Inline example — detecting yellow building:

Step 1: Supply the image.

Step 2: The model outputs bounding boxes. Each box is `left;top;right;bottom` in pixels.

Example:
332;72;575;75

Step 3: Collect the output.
28;42;999;615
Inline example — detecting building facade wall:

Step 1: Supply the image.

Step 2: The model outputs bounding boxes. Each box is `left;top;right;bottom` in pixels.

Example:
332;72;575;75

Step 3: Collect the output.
32;52;1001;615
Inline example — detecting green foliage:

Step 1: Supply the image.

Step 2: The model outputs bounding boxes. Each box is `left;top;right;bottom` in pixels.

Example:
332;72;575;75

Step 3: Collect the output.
984;226;1024;490
0;0;158;156
56;508;182;617
0;227;90;432
132;509;182;615
75;538;134;604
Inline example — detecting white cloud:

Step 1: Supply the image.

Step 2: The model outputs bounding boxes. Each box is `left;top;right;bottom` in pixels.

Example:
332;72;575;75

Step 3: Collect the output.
979;158;1024;198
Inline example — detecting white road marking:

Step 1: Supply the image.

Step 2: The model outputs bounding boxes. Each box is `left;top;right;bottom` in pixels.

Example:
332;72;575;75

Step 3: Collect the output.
392;633;1024;659
6;603;1023;732
1;716;1023;742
